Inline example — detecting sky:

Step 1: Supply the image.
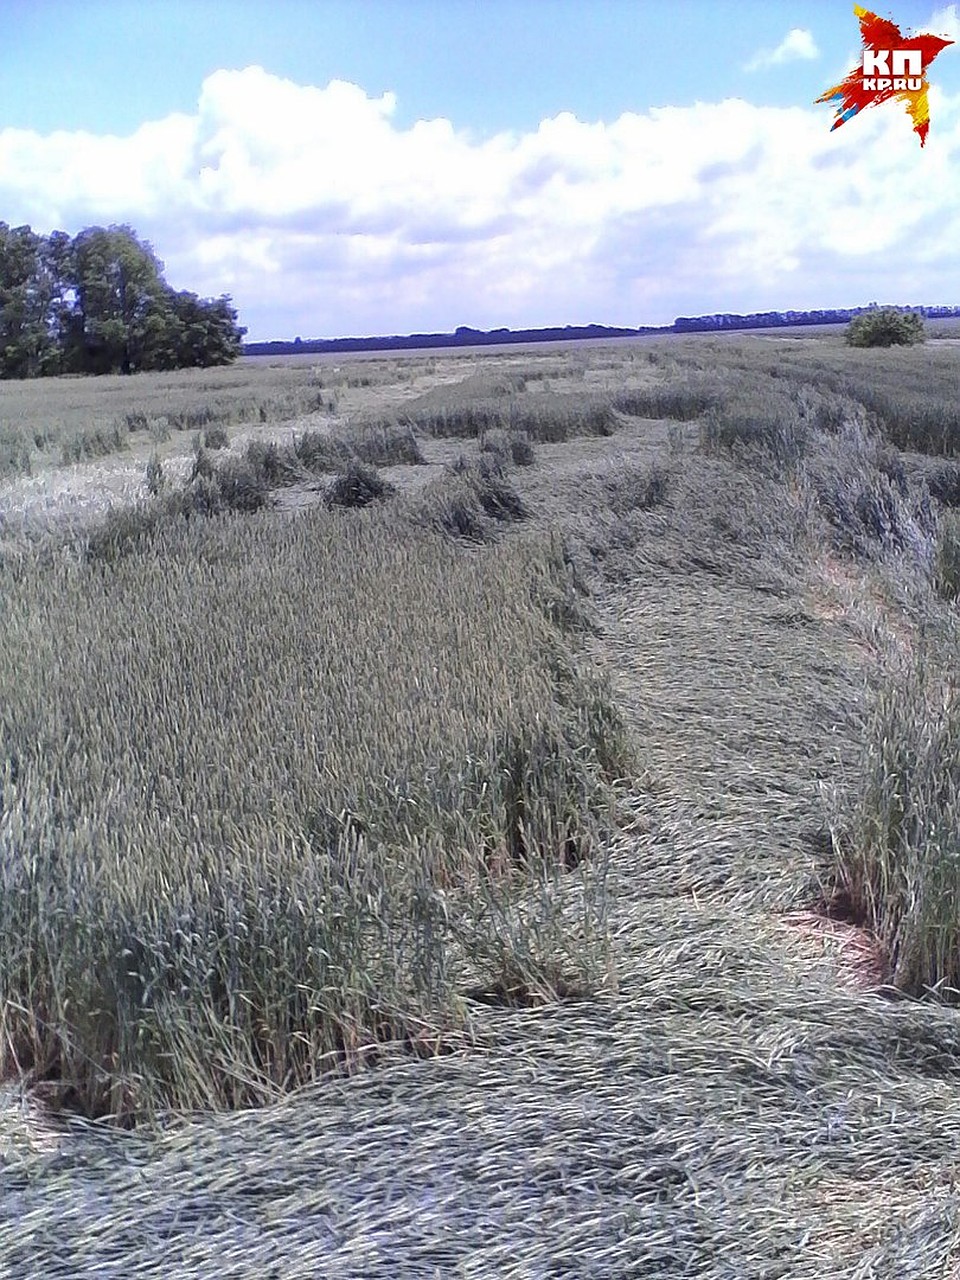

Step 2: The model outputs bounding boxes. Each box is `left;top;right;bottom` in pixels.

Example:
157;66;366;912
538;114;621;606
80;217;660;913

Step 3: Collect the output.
2;0;960;341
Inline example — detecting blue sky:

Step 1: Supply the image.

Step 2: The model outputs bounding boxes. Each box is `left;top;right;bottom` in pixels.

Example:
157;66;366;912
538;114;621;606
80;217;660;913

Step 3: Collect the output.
2;1;959;339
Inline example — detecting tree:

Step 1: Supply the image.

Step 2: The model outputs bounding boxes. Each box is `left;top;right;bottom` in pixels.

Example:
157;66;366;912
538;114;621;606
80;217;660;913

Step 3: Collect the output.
845;308;926;348
0;221;246;379
67;225;166;374
166;290;246;368
37;230;75;375
0;223;52;378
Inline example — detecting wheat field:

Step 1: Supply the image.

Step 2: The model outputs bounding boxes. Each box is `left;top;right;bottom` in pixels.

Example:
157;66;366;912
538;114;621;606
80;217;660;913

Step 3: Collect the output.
4;332;960;1277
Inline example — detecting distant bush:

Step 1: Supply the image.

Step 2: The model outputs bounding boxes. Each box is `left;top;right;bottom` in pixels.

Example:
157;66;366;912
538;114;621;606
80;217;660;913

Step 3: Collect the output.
845;309;925;348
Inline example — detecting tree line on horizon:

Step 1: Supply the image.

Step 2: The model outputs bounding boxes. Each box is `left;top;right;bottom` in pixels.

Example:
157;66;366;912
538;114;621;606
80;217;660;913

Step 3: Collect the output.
0;222;246;379
244;304;960;357
673;303;960;334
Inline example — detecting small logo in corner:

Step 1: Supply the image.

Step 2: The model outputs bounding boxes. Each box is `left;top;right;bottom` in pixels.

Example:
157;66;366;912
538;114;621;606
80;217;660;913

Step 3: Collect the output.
815;4;953;146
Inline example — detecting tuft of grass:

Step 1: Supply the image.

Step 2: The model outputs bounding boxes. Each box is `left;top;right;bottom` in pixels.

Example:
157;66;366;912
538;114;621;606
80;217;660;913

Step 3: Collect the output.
351;422;425;466
471;470;528;522
286;424;423;475
144;452;166;497
325;462;397;508
912;457;960;507
860;389;960;456
612;383;718;421
510;396;616;441
480;429;536;468
212;457;272;512
414;464;528;543
0;425;33;477
600;461;673;515
59;423;128;465
189;445;216;482
203;425;230;450
86;461;273;562
292;430;354;473
416;478;490;542
699;389;810;475
825;655;960;998
166;403;219;432
242;438;304;487
400;403;505;439
509;431;536;466
804;422;936;565
394;381;617;444
935;512;960;601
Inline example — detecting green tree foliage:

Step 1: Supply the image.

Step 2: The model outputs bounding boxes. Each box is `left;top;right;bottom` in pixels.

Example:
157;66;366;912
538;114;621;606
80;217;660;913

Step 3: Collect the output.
0;221;246;378
0;223;56;378
845;307;926;348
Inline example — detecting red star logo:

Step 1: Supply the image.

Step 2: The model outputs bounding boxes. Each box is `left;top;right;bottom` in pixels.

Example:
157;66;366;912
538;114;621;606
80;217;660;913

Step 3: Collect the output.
816;5;953;146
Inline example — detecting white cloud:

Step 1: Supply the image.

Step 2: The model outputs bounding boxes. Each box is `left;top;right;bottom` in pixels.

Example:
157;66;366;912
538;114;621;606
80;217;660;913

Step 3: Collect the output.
927;5;960;43
2;65;959;339
746;28;820;72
